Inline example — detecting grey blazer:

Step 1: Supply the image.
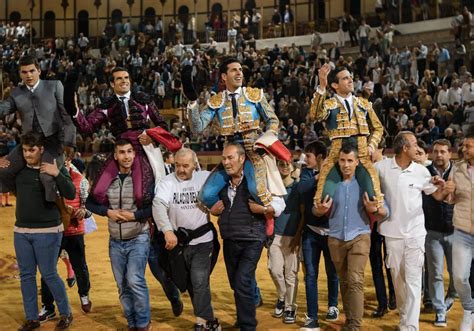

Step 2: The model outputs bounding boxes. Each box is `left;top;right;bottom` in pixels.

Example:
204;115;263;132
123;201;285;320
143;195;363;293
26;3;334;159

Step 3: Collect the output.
0;80;76;147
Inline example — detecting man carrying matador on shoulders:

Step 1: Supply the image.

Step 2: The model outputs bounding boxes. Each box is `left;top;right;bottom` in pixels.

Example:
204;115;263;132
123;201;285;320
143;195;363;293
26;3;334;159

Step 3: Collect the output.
183;57;289;235
310;63;384;210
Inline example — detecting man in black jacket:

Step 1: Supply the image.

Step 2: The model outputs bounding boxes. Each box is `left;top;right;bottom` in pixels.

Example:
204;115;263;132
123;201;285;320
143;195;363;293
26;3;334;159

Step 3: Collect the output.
210;142;285;331
422;139;457;327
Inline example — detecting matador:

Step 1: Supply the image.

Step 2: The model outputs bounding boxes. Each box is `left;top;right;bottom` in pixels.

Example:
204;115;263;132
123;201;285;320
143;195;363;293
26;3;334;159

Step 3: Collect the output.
310;64;384;208
185;58;289;235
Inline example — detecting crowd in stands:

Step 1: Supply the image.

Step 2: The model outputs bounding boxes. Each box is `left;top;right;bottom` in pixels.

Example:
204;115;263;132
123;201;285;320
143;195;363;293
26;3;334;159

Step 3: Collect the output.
0;5;473;157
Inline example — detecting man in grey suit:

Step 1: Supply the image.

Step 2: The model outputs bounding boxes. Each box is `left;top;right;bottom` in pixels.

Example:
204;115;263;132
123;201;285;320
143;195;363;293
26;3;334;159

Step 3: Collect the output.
0;56;76;201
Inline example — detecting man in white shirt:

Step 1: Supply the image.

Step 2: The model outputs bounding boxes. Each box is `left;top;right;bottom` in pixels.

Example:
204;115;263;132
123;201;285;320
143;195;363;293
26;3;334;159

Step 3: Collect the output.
77;33;89;51
448;80;463;107
437;84;450;106
153;148;221;331
461;74;474;105
415;41;428;83
375;131;454;331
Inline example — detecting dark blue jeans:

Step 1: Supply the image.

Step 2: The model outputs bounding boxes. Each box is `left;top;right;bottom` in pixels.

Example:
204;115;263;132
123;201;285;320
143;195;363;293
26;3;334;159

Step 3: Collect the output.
148;236;181;307
14;231;71;320
369;224;395;309
301;230;339;320
223;239;264;331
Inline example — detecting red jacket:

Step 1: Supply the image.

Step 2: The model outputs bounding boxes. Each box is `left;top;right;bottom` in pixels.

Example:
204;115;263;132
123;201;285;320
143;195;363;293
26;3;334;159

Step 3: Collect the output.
64;168;85;236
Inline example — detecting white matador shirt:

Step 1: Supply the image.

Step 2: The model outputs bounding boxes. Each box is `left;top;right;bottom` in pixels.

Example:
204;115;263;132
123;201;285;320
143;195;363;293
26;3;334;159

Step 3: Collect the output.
154;170;213;245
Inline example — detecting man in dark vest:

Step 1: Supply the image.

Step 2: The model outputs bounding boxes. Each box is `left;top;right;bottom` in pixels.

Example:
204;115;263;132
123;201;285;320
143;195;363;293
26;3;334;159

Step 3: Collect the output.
210;142;285;331
422;139;457;327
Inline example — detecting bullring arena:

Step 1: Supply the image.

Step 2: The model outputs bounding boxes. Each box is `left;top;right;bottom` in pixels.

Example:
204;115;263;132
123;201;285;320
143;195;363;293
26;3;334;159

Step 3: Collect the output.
0;200;467;330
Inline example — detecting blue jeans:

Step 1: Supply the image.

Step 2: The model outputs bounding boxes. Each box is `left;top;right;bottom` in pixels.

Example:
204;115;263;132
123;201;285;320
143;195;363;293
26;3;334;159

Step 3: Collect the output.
14;231;70;320
148;237;181;306
109;233;151;328
425;230;456;313
302;230;339;320
453;229;474;312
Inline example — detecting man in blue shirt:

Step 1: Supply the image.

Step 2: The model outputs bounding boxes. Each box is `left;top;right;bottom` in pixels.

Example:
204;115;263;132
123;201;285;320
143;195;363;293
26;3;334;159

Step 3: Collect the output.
314;141;388;330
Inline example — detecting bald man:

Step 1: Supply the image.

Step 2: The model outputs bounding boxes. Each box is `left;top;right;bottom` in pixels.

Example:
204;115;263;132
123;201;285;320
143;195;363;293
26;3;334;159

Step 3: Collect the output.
152;148;221;331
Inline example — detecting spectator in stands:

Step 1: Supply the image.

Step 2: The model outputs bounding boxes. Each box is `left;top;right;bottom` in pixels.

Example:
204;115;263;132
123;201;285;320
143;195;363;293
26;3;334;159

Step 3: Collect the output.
448;80;463;107
415;41;429;83
461;74;474;105
282;4;294;37
357;19;371;54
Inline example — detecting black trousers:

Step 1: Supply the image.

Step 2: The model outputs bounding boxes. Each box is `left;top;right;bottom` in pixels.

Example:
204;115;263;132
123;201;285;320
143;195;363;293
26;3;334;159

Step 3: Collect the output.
369;224;395;309
223;240;263;331
0;135;62;201
41;234;90;310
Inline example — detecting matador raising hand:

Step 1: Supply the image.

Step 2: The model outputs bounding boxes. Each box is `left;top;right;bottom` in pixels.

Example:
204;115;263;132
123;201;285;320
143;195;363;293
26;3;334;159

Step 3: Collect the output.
310;63;384;209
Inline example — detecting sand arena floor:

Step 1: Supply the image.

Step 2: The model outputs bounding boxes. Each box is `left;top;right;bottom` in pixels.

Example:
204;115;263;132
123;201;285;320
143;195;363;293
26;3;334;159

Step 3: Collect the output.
0;197;465;330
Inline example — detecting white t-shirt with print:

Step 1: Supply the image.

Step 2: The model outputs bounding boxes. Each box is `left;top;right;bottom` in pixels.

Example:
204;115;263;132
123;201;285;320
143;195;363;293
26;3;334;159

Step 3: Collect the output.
155;170;213;245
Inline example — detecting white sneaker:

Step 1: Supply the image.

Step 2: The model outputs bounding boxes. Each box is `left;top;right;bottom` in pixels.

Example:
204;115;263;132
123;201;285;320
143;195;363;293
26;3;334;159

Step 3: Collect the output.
460;310;473;331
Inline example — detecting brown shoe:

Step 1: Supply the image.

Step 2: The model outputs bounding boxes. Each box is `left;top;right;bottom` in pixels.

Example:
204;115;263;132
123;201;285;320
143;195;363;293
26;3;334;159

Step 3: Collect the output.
56;314;73;329
80;296;92;313
18;320;40;331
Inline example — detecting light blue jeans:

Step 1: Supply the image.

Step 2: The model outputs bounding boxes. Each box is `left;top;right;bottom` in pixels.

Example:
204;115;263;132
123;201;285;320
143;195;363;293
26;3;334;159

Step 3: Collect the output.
109;232;150;328
14;231;70;320
425;230;456;313
453;229;474;312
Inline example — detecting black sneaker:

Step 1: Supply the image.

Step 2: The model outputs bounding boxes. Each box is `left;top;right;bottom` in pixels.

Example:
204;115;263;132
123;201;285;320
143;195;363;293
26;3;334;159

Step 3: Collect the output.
38;306;56;323
372;306;388;318
388;294;397;310
434;312;447;327
206;318;222;331
56;314;73;329
326;306;339;321
424;301;434;313
172;297;184;317
283;308;297;324
66;276;76;288
273;299;285;317
18;320;40;331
